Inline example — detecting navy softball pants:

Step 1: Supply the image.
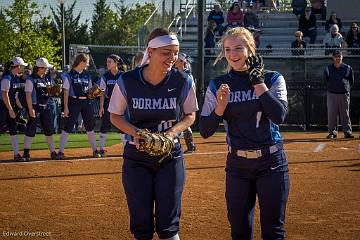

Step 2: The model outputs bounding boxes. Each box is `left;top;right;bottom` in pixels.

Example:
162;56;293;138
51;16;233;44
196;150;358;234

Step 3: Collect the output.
25;105;54;137
63;98;94;133
0;100;18;135
122;145;185;240
225;148;290;240
100;98;111;133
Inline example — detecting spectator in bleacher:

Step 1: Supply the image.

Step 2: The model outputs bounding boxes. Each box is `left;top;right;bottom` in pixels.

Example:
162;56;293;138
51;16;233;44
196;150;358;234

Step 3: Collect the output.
291;0;307;18
226;1;244;29
324;49;354;139
244;4;260;28
291;31;307;55
208;3;225;36
298;7;317;44
323;24;346;55
205;20;217;56
345;22;360;55
261;0;280;11
310;0;326;20
243;0;256;8
325;11;342;33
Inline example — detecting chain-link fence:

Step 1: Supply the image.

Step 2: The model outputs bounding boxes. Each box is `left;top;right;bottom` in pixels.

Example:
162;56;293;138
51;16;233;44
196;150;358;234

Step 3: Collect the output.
70;44;360;131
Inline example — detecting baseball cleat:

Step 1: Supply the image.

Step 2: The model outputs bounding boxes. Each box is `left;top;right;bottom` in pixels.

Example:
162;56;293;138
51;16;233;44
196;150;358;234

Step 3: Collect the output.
14;154;26;162
50;151;58;160
326;133;337;139
99;149;106;157
57;152;65;160
344;133;354;139
23;153;31;162
93;149;101;158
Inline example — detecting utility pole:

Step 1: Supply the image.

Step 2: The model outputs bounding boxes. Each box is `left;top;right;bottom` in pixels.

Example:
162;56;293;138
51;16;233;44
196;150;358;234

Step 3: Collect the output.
197;0;205;109
59;0;66;70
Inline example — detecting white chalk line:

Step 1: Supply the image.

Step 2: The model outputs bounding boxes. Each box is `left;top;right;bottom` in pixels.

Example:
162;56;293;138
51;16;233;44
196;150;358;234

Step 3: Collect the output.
313;143;326;152
0;149;314;165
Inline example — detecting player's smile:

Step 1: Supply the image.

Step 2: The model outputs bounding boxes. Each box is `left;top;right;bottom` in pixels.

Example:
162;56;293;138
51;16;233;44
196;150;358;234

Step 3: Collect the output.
231;58;241;63
164;60;175;69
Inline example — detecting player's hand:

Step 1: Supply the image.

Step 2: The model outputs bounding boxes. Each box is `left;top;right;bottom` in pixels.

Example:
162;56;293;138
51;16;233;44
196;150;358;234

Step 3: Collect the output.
246;54;265;86
29;108;36;118
215;84;230;116
99;107;104;118
9;109;16;119
164;130;176;141
64;107;69;118
133;129;145;151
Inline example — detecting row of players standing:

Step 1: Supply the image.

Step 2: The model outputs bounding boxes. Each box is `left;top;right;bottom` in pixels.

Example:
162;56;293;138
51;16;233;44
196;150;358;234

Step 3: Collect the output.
0;54;122;161
0;50;197;161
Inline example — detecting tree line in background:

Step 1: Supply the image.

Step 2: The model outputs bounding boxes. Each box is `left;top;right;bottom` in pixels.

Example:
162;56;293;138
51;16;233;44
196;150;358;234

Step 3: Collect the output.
0;0;155;68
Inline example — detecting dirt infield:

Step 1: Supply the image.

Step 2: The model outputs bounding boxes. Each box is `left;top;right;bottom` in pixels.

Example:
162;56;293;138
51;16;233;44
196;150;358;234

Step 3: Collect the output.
0;132;359;240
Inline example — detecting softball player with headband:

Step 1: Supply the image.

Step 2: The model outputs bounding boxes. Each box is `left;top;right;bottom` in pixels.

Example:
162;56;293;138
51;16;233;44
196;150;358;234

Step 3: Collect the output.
109;28;198;240
98;54;124;157
0;57;28;161
199;27;290;239
23;57;58;161
174;53;196;153
58;53;100;159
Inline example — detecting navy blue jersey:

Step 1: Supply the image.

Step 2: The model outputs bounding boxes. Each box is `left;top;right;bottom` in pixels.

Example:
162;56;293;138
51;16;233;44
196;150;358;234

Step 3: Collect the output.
200;70;288;149
25;73;54;105
99;71;122;98
61;69;92;97
108;66;198;144
0;72;23;105
324;63;354;94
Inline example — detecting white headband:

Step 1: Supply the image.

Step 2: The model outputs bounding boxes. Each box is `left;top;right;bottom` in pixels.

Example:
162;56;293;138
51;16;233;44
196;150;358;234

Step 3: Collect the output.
140;34;179;66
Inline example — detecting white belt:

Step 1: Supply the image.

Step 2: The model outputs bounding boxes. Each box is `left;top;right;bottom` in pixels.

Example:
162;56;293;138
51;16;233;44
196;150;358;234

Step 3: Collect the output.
127;138;179;146
232;145;280;159
72;96;87;99
38;103;47;107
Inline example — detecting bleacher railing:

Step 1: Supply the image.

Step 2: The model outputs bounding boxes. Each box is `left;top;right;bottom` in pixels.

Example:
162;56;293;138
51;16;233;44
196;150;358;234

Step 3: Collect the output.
168;0;196;40
138;0;179;47
199;47;360;57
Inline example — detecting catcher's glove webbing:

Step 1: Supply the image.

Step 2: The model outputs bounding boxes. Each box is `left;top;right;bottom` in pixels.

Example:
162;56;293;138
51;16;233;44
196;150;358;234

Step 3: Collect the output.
136;129;174;163
46;84;63;97
87;83;104;99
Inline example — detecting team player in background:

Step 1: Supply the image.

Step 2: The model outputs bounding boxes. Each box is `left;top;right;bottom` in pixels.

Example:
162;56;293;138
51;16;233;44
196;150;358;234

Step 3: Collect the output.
108;28;198;240
174;52;196;153
199;27;290;239
23;57;58;161
98;54;124;157
0;57;28;161
58;53;100;159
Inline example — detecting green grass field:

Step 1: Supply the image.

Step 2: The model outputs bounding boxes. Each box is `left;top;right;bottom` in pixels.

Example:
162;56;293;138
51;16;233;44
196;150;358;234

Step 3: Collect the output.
0;132;123;152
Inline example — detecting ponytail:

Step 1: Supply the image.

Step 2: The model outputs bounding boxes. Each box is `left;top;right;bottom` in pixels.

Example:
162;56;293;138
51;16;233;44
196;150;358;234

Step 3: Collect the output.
1;61;12;78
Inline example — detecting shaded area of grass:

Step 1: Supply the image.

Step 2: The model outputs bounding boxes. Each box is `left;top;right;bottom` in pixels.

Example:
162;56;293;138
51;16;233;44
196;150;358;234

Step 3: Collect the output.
0;133;122;152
